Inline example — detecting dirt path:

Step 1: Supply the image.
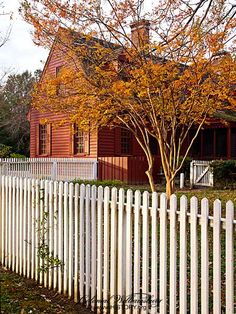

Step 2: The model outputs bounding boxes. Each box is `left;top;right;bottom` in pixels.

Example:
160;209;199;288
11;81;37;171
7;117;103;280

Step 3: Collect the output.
0;266;92;314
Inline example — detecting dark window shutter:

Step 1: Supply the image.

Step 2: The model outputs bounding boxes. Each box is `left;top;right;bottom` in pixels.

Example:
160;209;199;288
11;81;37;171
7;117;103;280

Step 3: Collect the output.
70;124;75;155
47;124;52;156
36;124;39;156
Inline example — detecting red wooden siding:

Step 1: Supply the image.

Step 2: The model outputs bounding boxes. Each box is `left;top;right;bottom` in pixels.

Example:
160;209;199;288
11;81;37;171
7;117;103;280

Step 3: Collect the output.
98;127;144;157
98;127;115;156
98;156;161;184
98;157;128;181
30;109;98;158
30;40;98;159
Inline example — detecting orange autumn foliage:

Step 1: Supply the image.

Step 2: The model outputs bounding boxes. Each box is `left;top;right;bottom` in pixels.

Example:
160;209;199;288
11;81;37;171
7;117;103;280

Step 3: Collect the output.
20;0;236;196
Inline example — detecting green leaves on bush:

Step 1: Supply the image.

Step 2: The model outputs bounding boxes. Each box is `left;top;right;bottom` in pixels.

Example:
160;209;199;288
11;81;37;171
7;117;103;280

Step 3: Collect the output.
0;144;12;158
9;153;26;158
210;160;236;189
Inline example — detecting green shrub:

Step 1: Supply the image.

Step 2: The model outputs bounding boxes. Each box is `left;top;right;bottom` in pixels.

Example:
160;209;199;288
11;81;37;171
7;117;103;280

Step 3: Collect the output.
210;160;236;189
10;153;26;158
0;144;12;158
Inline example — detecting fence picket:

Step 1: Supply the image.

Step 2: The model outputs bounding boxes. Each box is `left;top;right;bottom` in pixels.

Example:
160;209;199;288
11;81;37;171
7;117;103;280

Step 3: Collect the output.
53;181;58;290
117;188;125;314
27;179;31;278
19;177;23;276
68;183;74;299
125;189;133;314
133;190;141;314
31;179;35;279
12;177;16;272
190;197;198;314
16;177;20;274
96;186;104;313
91;185;97;311
74;183;79;303
213;200;221;314
58;181;64;294
110;187;118;314
63;182;69;295
23;178;28;277
201;198;209;314
5;176;9;268
179;195;188;313
225;201;234;313
79;184;85;302
159;193;167;314
35;179;40;281
151;192;158;314
43;180;49;287
8;176;12;269
142;191;149;314
1;176;5;265
85;185;91;307
103;186;110;313
39;180;44;284
48;181;54;289
169;194;177;314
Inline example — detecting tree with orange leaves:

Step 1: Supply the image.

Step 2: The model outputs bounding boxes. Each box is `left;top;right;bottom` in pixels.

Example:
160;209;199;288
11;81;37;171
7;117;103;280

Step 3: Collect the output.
20;0;236;197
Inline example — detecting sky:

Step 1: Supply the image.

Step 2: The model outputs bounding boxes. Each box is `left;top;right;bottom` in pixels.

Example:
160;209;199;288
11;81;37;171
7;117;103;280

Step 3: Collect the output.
0;0;48;78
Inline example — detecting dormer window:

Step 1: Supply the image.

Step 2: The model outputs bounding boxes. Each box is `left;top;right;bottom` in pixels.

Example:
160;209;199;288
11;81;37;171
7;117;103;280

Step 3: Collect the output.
55;66;63;95
56;66;63;77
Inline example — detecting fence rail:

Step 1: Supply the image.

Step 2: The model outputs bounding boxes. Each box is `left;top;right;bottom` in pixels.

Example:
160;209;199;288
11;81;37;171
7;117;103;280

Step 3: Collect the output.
0;175;235;313
0;158;98;181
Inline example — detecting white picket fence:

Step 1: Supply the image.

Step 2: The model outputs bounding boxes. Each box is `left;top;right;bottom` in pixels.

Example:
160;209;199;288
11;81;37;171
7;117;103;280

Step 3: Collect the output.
0;175;235;313
0;158;98;181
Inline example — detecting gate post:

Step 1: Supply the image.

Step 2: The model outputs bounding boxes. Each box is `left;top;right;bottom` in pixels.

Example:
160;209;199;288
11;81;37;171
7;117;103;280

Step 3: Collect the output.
93;161;98;180
190;161;194;188
209;165;214;187
180;173;184;189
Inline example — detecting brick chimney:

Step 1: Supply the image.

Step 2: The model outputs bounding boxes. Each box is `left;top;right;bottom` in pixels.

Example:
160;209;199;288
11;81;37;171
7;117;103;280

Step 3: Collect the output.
130;19;150;48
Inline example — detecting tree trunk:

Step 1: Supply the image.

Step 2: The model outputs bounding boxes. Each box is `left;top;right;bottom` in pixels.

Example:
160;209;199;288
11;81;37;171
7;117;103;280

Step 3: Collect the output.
166;177;175;199
145;166;155;192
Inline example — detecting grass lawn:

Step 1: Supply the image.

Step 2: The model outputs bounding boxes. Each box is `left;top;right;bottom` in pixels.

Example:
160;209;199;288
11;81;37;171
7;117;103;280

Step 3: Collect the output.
0;266;92;314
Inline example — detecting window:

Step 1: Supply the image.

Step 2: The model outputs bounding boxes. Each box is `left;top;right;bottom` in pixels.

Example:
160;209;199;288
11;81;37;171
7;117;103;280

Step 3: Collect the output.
121;129;132;155
39;124;47;155
74;125;85;154
56;66;63;77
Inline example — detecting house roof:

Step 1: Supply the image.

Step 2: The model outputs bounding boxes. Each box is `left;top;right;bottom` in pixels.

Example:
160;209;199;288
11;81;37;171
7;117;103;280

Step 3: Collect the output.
214;110;236;122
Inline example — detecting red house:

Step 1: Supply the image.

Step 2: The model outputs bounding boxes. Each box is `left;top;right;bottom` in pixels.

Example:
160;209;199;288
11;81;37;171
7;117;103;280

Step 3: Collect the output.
29;22;236;184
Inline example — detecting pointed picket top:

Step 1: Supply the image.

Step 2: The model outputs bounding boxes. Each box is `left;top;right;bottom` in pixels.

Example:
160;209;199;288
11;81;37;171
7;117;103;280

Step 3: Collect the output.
170;194;177;209
160;192;167;209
